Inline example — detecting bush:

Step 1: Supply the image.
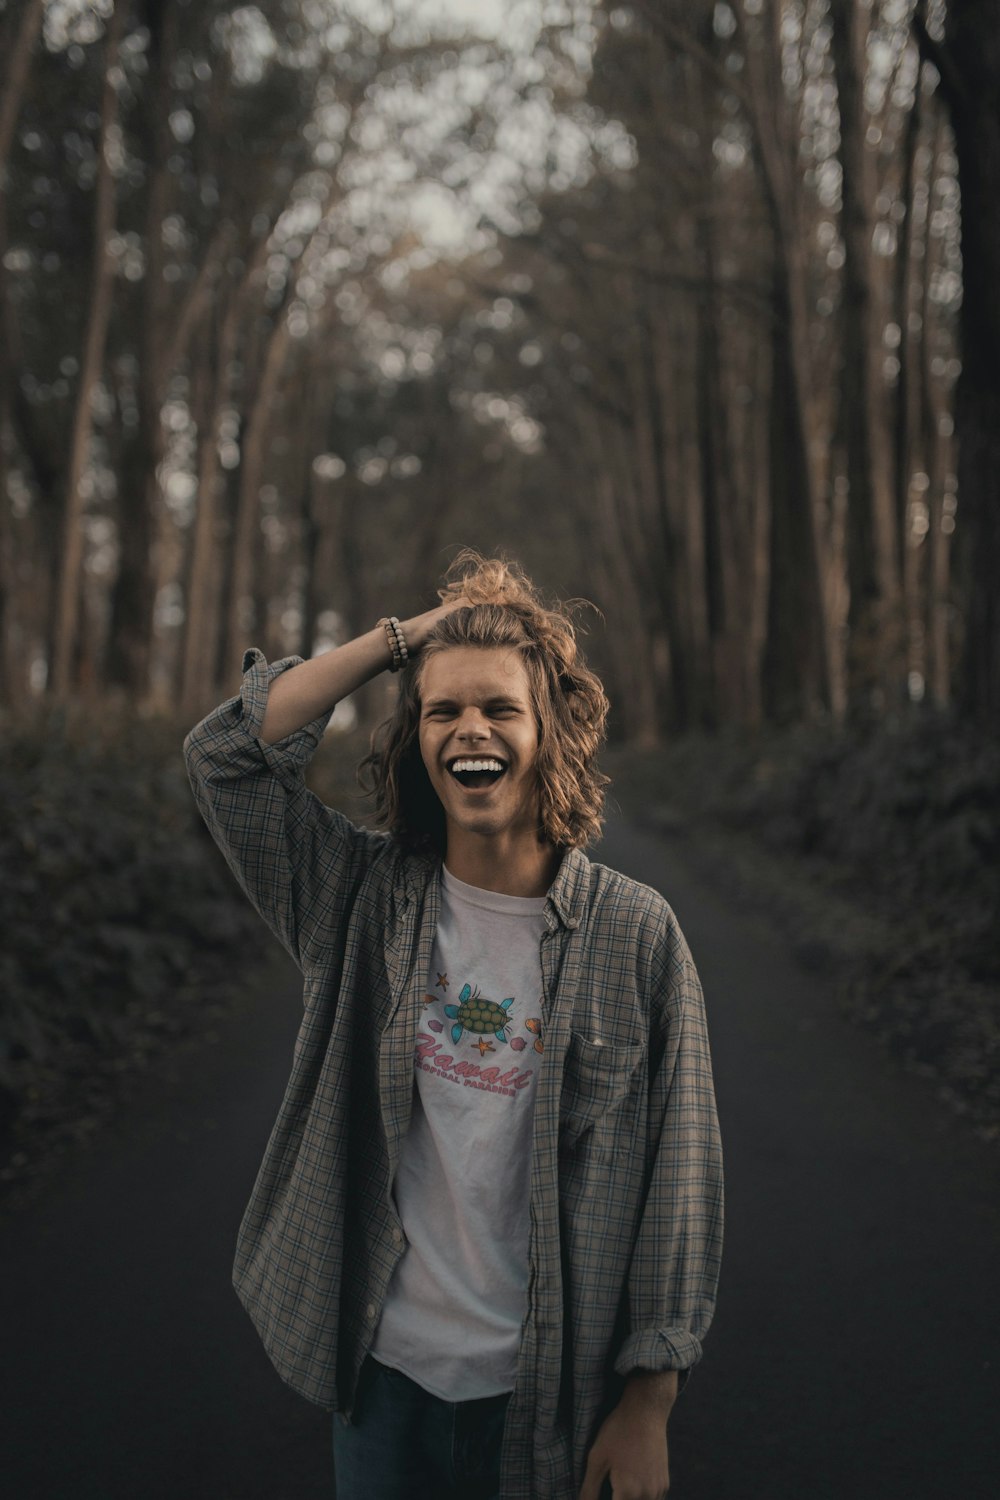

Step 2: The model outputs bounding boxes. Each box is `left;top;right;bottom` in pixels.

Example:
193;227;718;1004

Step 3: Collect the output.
0;707;265;1171
606;710;1000;1138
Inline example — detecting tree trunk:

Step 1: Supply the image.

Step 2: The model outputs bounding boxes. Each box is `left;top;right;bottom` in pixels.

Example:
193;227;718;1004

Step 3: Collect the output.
576;414;660;745
941;0;1000;726
735;0;835;720
180;341;222;717
50;0;125;698
106;0;177;699
624;280;704;729
0;0;45;168
664;293;714;729
892;38;923;579
919;115;952;708
0;187;15;705
178;261;258;718
691;69;759;728
829;0;902;712
0;0;46;701
892;43;925;702
222;310;293;669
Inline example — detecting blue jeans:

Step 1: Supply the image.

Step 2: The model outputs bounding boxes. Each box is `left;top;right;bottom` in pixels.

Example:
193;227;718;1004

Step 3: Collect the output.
333;1355;509;1500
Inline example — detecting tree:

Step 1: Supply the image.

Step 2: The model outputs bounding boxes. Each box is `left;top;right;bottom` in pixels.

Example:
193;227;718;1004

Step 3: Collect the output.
0;0;46;700
829;0;902;710
923;0;1000;726
51;0;127;698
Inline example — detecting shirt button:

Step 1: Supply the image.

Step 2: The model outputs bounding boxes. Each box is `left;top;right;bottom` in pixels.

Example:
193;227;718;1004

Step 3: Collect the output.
366;1303;376;1321
392;1228;403;1246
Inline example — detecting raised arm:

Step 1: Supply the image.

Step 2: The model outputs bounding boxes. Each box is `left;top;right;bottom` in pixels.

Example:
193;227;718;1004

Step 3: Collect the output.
259;603;463;744
184;598;468;967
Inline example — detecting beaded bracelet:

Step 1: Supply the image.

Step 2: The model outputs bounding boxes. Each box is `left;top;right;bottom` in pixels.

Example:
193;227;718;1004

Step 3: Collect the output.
377;615;410;672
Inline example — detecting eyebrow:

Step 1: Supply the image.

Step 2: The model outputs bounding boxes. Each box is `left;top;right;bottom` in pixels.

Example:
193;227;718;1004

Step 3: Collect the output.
422;694;526;711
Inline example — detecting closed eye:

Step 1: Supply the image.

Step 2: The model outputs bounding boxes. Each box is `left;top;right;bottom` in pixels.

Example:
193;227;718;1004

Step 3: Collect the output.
422;699;524;719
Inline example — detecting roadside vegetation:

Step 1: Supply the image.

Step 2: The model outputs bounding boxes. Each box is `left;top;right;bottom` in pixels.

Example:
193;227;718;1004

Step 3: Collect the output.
0;709;268;1195
606;712;1000;1142
0;709;381;1201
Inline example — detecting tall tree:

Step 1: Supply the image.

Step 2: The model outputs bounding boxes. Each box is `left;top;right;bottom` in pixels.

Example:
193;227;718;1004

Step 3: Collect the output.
51;0;126;697
0;0;46;701
829;0;902;710
0;0;45;168
105;0;178;697
733;0;835;720
925;0;1000;726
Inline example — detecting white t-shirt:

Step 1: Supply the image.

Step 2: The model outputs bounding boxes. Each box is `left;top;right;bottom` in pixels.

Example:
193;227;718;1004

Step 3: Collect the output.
371;864;548;1400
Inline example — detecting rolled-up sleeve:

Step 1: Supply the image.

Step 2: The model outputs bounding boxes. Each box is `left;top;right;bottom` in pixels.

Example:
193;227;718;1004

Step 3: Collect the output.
183;648;377;971
613;924;724;1390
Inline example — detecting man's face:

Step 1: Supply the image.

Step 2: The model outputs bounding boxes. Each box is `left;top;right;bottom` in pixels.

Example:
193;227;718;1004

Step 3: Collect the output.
418;646;542;845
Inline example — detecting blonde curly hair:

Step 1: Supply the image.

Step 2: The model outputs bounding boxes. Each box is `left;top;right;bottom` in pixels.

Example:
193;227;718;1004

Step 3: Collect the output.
360;551;610;856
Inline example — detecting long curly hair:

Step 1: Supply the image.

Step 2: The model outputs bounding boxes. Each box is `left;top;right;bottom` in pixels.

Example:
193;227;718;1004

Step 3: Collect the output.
360;551;610;857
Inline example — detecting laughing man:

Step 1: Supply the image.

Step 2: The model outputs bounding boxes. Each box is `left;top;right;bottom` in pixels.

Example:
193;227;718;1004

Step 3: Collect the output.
184;553;723;1500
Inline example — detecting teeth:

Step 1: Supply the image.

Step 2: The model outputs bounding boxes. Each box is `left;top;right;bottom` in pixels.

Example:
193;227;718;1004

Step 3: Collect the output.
451;758;505;773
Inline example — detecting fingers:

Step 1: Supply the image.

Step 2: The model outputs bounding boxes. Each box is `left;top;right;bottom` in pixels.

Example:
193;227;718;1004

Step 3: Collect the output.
578;1455;607;1500
580;1462;670;1500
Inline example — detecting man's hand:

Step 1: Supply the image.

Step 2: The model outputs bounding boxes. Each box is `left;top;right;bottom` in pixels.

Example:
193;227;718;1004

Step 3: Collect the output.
400;595;471;656
578;1371;678;1500
259;595;471;743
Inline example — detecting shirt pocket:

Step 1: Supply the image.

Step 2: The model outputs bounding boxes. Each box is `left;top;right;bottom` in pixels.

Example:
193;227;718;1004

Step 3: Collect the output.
559;1031;646;1157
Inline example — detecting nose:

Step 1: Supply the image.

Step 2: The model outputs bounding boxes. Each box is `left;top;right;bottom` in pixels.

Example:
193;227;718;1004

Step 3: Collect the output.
455;709;490;743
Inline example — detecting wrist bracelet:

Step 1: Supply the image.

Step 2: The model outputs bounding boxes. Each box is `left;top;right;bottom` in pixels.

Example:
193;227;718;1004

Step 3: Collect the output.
377;615;410;672
390;616;409;669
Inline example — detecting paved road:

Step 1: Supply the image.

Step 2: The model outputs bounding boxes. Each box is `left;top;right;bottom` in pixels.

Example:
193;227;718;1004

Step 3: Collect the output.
3;815;999;1499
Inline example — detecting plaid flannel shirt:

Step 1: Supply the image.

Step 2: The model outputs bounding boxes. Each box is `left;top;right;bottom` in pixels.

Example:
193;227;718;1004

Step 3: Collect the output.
183;650;724;1499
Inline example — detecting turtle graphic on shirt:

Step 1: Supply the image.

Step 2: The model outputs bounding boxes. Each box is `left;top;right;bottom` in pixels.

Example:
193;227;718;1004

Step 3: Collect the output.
444;982;514;1046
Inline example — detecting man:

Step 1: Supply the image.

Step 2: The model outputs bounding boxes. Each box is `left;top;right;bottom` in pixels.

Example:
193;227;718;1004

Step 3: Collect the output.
184;554;723;1500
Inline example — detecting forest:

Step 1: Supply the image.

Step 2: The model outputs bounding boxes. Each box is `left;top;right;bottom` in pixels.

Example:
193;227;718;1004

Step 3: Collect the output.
2;0;998;734
1;0;999;1177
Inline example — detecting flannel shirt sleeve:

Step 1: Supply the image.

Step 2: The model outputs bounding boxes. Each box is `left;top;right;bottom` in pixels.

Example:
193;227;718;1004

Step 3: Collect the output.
613;917;724;1390
182;647;375;971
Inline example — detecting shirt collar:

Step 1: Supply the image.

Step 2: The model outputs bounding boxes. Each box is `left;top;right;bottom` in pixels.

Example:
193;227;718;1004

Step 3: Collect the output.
401;842;590;930
545;845;589;931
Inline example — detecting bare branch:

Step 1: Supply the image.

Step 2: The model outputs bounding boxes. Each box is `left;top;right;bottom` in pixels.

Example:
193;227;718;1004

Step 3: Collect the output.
162;221;234;375
0;0;45;172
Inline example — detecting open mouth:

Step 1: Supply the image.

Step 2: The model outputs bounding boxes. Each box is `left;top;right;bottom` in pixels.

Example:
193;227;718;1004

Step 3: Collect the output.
447;756;509;790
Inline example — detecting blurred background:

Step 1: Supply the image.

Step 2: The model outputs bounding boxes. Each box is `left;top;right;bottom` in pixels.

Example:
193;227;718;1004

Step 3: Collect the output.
4;0;996;727
1;2;999;1495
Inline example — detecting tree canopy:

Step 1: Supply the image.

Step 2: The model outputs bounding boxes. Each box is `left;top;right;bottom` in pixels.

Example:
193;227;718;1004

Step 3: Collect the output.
1;0;995;737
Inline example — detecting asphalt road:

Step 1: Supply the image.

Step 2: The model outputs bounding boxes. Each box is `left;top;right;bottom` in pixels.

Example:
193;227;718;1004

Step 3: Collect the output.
3;813;999;1499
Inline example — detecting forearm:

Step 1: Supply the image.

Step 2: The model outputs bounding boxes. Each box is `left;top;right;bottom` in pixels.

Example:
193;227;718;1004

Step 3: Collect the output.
259;604;457;745
579;1370;678;1500
259;626;393;744
621;1368;678;1423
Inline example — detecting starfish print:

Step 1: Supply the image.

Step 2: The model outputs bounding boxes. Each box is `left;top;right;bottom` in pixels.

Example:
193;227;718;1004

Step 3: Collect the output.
436;973;449;991
475;1038;495;1057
